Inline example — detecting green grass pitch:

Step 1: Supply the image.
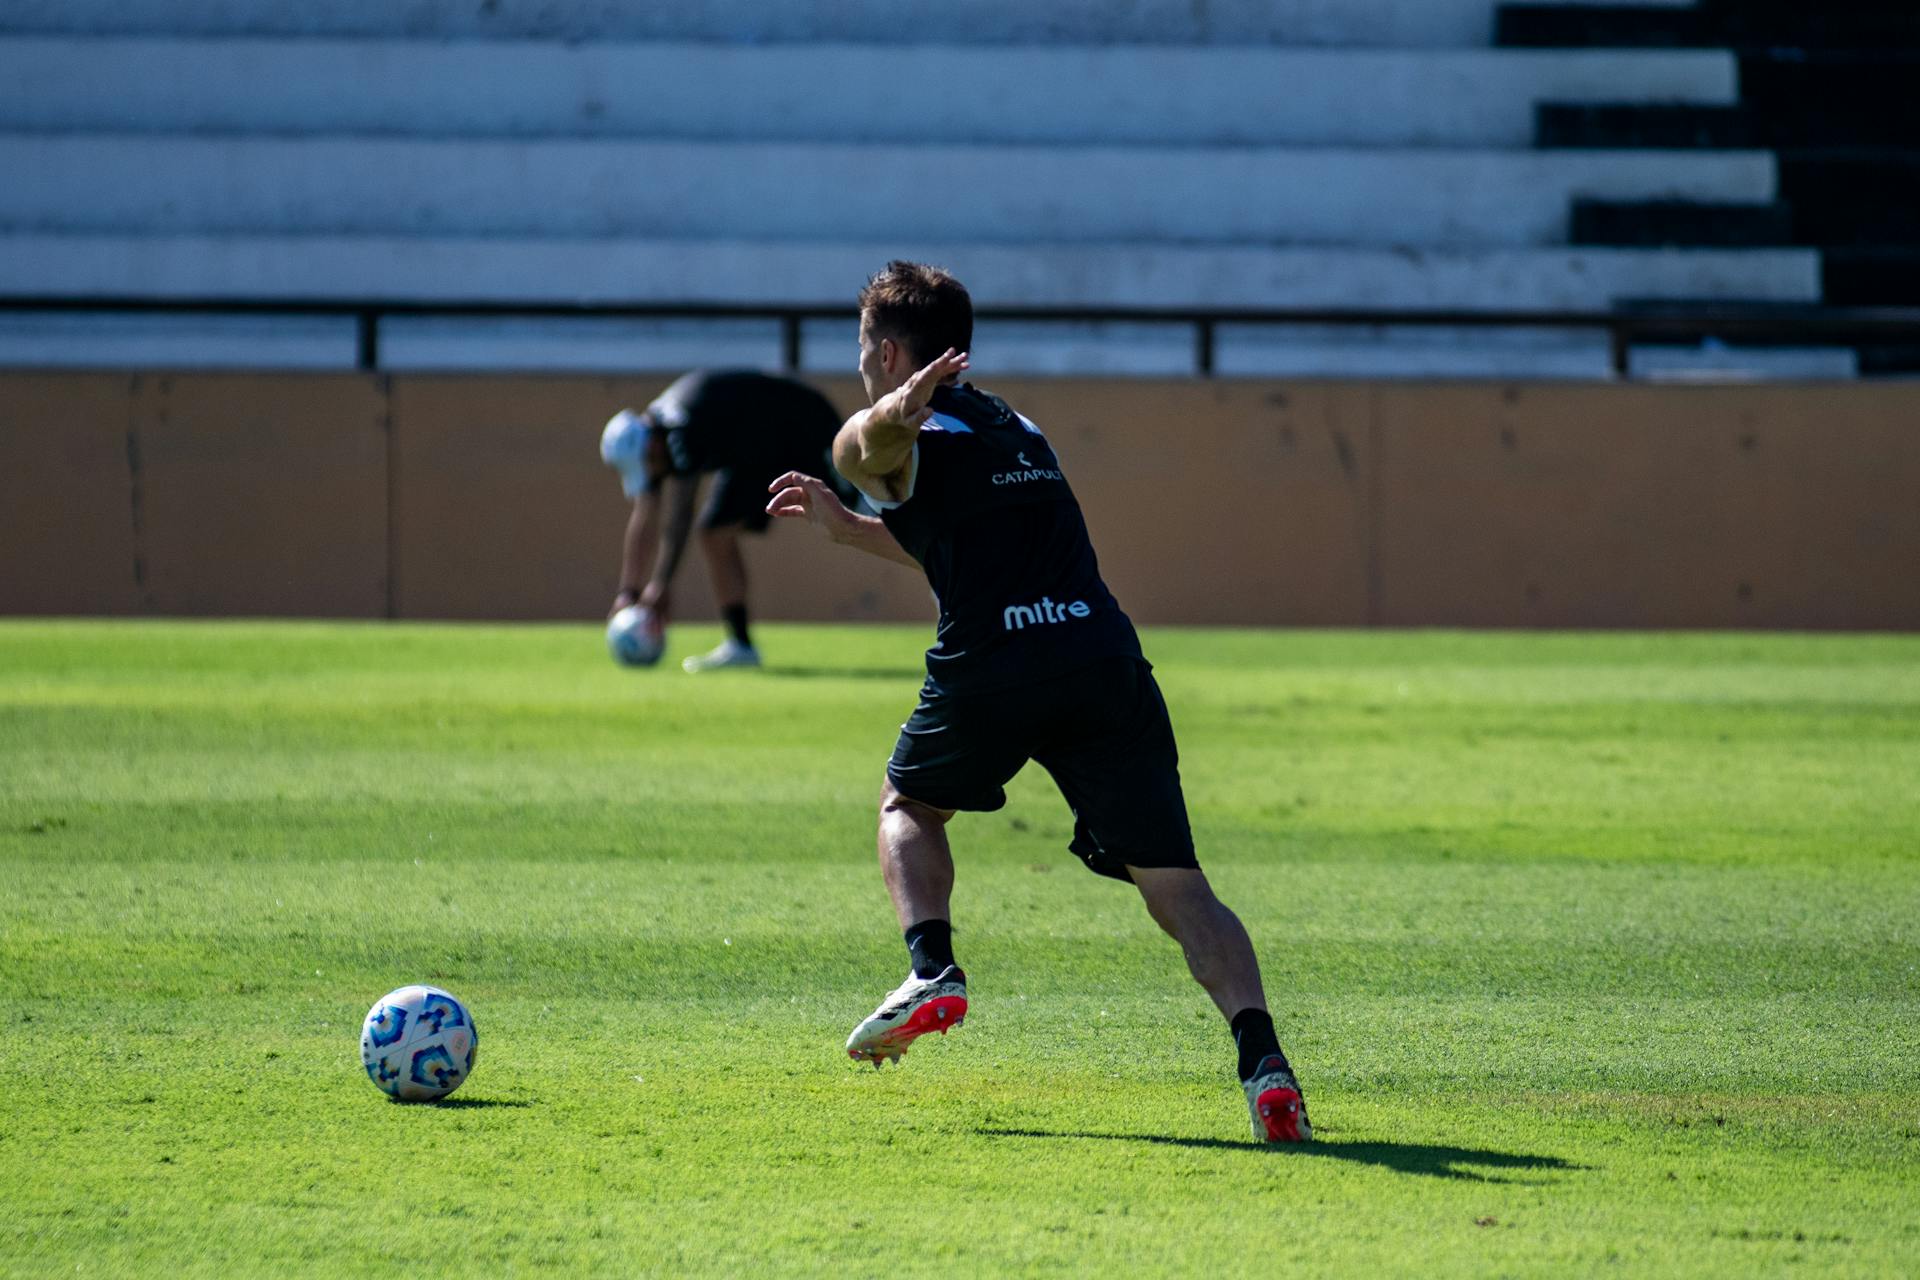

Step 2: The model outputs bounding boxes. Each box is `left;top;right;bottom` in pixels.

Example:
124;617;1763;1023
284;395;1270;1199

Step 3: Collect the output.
2;620;1918;1275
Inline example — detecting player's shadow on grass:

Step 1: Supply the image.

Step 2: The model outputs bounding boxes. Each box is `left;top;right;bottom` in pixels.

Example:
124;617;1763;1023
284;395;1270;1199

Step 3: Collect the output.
976;1128;1581;1183
763;664;925;681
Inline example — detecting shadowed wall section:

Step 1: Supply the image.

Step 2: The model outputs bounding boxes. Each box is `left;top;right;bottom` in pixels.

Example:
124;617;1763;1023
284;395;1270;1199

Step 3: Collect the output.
0;373;135;614
132;374;388;617
1370;383;1920;628
3;373;1915;629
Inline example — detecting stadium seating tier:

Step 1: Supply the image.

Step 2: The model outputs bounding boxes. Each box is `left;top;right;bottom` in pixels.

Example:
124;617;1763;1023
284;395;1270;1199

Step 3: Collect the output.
2;0;1898;376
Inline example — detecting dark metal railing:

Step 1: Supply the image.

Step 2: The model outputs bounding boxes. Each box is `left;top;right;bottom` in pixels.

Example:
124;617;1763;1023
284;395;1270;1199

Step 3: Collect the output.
5;295;1920;377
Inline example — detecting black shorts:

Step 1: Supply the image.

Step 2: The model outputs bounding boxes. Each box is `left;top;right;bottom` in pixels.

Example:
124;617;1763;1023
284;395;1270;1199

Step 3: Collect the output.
698;450;851;534
886;656;1198;882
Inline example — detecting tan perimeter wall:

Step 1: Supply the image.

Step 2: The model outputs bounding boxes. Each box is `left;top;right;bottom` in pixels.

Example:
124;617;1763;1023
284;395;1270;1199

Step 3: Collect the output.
3;373;1917;628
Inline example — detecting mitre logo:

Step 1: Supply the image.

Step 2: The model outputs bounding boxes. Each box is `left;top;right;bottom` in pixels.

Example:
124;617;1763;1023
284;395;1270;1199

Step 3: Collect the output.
1003;597;1092;630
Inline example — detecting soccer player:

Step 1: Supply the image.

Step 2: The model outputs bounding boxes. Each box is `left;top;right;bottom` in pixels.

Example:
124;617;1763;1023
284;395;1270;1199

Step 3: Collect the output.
600;370;846;672
768;262;1311;1143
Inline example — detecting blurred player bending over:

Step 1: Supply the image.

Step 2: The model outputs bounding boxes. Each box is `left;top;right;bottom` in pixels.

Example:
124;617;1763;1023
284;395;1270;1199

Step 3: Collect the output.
600;370;846;672
767;262;1311;1143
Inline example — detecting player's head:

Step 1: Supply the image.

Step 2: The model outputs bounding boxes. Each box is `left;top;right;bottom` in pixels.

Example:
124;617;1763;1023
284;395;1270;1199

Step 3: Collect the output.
857;260;972;403
599;408;669;498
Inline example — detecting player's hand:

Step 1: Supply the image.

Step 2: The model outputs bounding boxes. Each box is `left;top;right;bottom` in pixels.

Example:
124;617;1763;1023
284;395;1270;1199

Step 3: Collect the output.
870;348;969;432
609;584;647;620
610;592;668;631
766;470;858;541
638;582;670;628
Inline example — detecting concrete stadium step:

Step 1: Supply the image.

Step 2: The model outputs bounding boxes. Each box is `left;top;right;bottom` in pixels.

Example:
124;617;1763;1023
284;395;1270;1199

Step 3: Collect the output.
1537;103;1757;149
1628;342;1861;380
378;316;784;374
1734;54;1920;149
1823;250;1920;307
1539;88;1917;151
1777;152;1920;252
1212;324;1618;378
396;316;1623;378
0;136;1779;248
0;234;1822;312
0;0;1692;47
0;310;361;370
0;38;1739;149
503;315;1200;379
0;311;791;374
1497;2;1916;51
1571;199;1794;247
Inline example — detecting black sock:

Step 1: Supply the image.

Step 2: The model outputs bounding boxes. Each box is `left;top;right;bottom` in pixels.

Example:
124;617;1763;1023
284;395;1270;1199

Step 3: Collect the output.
904;919;955;980
1230;1008;1288;1082
722;604;751;649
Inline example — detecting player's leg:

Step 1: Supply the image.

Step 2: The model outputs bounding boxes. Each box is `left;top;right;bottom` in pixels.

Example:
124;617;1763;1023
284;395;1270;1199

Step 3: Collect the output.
1034;657;1310;1142
1125;866;1264;1018
700;524;748;617
683;473;761;672
845;782;970;1066
1127;866;1309;1142
878;779;955;934
845;686;1025;1066
696;522;755;655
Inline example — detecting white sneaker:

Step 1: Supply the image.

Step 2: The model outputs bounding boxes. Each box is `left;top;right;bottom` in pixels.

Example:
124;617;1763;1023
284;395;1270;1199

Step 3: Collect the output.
681;639;761;673
845;966;968;1067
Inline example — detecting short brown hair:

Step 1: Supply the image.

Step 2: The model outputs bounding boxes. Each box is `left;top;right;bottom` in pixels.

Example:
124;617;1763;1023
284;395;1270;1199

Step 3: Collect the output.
858;260;973;369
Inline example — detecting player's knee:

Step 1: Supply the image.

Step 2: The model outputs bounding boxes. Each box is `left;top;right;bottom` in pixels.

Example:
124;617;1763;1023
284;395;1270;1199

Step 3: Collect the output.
1136;868;1239;947
1132;865;1218;917
880;780;951;828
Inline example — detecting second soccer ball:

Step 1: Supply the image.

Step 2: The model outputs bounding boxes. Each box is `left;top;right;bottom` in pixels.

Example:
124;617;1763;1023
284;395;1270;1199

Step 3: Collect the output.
606;605;665;667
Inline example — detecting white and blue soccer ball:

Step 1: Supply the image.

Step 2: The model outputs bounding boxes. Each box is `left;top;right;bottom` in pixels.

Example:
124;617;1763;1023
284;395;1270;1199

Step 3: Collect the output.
360;984;477;1102
607;605;665;667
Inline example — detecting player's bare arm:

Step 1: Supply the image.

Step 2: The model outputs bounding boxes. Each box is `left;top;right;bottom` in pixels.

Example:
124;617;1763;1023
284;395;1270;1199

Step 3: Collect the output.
833;348;969;505
613;494;662;617
641;472;699;615
765;471;921;570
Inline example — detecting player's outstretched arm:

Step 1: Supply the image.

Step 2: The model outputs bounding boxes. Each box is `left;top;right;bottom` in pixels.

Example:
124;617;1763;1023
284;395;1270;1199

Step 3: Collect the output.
612;493;660;617
832;348;968;505
638;472;699;617
766;471;920;570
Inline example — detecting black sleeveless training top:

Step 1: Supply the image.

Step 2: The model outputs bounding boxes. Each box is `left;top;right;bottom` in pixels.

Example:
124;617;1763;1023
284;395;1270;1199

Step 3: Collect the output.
873;383;1142;694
